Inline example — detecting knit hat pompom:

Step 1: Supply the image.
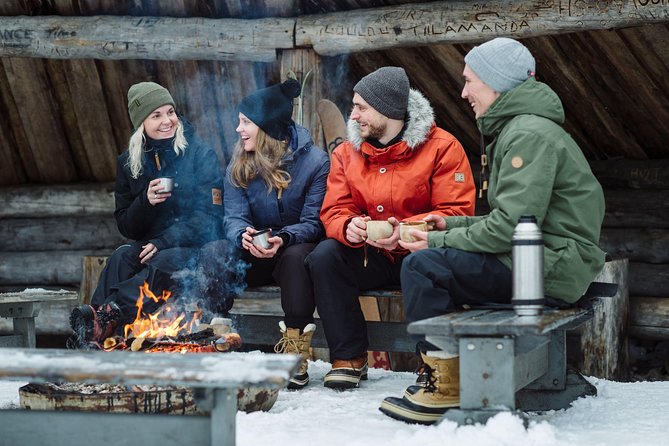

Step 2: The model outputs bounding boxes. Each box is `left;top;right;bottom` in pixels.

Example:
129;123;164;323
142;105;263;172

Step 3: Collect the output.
127;82;176;129
353;66;409;120
464;37;536;93
238;79;301;141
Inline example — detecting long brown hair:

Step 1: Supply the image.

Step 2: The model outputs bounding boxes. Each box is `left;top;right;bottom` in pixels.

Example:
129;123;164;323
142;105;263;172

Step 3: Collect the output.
228;127;292;197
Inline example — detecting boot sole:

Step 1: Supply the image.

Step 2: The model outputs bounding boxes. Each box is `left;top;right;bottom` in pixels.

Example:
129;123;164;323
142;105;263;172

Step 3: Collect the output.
287;373;309;390
68;305;95;348
323;372;368;390
379;398;443;425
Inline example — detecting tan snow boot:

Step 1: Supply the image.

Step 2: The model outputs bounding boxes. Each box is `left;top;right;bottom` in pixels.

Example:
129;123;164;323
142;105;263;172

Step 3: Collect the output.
274;321;316;390
379;353;460;424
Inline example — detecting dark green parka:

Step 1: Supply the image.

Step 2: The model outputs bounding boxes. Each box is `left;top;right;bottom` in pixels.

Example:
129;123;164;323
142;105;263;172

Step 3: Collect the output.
429;78;605;303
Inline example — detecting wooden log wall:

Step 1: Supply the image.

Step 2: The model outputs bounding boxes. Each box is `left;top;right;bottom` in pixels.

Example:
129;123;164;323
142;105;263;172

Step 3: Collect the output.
591;158;669;342
0;183;121;289
2;160;669;341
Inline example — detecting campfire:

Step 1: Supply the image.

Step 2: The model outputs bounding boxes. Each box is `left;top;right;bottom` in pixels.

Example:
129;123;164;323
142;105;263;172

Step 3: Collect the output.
102;282;241;354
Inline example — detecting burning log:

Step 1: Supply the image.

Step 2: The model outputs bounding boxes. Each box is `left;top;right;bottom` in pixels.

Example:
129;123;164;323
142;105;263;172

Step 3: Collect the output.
125;332;242;354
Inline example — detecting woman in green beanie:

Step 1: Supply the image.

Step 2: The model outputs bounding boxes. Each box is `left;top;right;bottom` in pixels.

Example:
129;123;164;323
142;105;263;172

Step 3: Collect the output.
67;81;225;349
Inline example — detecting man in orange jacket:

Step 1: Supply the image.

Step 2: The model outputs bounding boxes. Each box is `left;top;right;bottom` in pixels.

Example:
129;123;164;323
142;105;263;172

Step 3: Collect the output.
305;66;476;390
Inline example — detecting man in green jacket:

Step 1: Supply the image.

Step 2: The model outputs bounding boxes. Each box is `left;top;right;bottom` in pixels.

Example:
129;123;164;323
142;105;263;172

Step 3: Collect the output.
380;37;606;425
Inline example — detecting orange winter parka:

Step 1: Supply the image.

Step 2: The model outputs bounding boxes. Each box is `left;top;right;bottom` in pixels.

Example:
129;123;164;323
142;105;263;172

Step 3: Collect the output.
320;89;476;255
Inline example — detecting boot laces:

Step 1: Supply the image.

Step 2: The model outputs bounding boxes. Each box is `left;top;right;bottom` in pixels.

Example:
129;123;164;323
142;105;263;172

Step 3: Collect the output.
422;363;438;393
274;335;301;355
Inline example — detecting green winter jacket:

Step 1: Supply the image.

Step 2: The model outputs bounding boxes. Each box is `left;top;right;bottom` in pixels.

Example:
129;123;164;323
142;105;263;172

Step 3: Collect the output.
428;77;605;303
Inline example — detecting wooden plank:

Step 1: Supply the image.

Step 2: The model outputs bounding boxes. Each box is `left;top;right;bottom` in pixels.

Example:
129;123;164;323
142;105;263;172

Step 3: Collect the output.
630;296;669;340
0;348;297;388
0;15;294;62
591;158;669;189
600;228;669;264
296;1;669;55
63;59;118;182
0;250;111;286
1;57;76;183
603;189;669;228
0;183;115;218
0;290;77;336
280;49;323;147
630;262;669;297
580;258;629;380
0;217;125;251
79;256;108;305
44;59;93;181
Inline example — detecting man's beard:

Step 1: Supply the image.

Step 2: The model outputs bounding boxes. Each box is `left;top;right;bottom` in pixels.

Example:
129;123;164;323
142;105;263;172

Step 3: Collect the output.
365;121;386;140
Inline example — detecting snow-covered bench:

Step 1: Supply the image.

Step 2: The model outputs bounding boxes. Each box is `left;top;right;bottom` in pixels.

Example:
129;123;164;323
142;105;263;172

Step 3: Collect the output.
0;348;298;446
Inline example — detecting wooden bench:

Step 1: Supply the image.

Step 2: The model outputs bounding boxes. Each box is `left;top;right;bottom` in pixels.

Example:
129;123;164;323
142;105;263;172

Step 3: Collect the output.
231;286;415;355
409;306;600;425
0;348;298;446
0;291;78;348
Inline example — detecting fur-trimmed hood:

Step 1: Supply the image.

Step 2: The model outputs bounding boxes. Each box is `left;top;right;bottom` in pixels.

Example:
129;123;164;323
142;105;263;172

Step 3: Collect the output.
347;89;435;151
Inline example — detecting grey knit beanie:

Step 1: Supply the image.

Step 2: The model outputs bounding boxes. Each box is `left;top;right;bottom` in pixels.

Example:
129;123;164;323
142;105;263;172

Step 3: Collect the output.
127;82;176;129
464;38;536;92
353;67;409;120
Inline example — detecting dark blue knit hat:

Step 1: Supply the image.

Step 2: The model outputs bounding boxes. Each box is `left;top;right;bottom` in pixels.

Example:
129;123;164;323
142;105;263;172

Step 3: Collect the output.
238;79;301;141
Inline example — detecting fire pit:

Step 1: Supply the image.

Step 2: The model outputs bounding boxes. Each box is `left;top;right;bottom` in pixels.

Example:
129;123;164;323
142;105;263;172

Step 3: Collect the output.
19;283;282;415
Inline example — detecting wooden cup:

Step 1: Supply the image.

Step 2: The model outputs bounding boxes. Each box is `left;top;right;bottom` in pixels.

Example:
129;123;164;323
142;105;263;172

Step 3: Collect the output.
365;220;394;241
399;221;428;242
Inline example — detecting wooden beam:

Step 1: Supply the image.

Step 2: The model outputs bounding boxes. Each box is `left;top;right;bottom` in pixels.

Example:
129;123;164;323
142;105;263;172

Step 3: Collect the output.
0;250;110;285
1;2;668;60
280;49;323;149
0;183;114;218
0;15;294;62
0;217;125;252
630;296;669;341
297;1;669;55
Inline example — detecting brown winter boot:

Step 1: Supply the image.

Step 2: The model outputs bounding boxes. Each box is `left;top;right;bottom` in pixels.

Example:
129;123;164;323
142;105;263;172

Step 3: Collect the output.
379;353;460;425
274;321;316;390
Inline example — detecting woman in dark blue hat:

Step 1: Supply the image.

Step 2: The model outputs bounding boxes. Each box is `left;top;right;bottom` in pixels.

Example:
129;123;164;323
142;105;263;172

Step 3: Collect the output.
201;78;329;389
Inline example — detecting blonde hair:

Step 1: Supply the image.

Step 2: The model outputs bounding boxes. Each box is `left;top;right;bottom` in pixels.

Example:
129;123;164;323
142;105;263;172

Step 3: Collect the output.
228;127;291;197
126;119;188;179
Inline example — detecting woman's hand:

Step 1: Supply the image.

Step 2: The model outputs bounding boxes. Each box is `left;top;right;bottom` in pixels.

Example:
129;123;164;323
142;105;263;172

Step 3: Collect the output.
241;227;283;258
139;243;158;264
147;178;171;206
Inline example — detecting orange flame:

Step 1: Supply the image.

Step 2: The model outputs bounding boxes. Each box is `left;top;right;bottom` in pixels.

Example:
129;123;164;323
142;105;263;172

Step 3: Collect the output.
123;282;201;339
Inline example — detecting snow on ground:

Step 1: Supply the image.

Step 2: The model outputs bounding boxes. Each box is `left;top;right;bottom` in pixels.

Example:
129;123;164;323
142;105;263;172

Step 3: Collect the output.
2;358;668;446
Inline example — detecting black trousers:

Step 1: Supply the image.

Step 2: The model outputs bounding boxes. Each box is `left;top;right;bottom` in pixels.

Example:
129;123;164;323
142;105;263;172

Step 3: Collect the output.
401;247;512;352
200;240;317;329
91;242;199;328
305;239;404;360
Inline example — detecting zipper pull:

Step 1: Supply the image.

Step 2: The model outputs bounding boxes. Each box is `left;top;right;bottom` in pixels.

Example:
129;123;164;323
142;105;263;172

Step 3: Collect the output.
155;153;161;171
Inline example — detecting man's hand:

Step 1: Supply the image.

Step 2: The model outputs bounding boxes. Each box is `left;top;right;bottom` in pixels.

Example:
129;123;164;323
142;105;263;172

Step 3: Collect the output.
423;214;447;231
346;216;370;244
398;229;429;252
367;217;401;251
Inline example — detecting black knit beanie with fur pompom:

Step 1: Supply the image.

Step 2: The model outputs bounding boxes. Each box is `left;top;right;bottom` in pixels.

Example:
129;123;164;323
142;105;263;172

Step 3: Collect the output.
238;79;301;141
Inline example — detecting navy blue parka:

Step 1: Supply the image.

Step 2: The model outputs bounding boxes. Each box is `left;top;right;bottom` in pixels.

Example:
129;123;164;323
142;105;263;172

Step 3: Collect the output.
114;118;225;250
224;125;329;247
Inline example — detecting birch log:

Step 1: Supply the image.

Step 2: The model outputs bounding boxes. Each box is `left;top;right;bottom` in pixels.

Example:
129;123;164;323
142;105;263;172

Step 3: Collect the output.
580;258;629;380
297;0;669;55
1;1;667;60
0;15;294;62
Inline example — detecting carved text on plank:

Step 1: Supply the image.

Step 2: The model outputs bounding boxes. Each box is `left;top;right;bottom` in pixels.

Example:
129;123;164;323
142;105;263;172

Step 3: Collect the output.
320;21;532;37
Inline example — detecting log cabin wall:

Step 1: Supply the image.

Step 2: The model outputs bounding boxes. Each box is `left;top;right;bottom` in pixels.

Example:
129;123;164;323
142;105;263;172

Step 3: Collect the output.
0;1;668;348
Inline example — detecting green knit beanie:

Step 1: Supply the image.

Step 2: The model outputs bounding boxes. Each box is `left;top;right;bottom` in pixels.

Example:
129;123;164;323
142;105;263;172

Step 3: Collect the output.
127;82;176;129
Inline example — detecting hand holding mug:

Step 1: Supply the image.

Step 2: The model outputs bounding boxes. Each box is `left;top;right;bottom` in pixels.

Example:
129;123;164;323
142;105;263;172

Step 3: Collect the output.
147;178;172;205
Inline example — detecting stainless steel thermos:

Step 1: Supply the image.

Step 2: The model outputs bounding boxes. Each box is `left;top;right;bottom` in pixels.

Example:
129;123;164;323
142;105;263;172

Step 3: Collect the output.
512;215;545;316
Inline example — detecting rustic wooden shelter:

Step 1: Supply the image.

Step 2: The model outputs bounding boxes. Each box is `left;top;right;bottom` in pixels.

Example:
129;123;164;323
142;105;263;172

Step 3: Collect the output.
0;1;668;374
